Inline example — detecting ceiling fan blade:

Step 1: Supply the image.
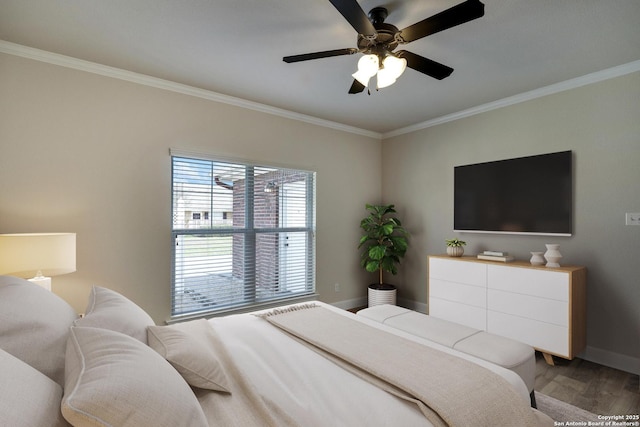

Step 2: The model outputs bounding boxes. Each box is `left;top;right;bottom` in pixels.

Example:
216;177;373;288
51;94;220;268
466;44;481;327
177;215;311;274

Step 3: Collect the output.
283;48;358;63
398;0;484;44
396;50;453;80
348;79;366;94
328;0;377;36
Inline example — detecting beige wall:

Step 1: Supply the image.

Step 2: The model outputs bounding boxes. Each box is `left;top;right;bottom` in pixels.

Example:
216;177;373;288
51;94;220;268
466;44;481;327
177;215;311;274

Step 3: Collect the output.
0;53;380;321
382;72;640;372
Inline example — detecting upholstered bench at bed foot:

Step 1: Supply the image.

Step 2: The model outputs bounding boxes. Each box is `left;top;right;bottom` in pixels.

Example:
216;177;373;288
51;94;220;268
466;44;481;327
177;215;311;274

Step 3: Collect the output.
357;304;537;408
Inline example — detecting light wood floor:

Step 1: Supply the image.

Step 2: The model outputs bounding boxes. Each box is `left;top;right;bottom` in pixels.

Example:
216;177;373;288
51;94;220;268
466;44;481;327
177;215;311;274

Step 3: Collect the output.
535;352;640;415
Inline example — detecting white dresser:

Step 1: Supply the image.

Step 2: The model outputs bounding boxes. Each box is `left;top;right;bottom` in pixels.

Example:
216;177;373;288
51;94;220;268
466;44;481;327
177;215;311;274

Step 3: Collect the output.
428;255;586;363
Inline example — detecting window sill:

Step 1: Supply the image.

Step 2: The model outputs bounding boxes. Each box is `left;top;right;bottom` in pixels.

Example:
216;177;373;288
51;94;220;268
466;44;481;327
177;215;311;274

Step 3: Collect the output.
165;293;319;324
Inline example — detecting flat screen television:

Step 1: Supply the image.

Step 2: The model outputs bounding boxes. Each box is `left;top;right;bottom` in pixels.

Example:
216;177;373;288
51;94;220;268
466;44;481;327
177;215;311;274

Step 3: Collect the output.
454;151;572;236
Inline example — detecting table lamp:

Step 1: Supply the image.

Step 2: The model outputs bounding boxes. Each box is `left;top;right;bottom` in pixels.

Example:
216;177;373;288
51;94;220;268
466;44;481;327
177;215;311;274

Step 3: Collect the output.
0;233;76;291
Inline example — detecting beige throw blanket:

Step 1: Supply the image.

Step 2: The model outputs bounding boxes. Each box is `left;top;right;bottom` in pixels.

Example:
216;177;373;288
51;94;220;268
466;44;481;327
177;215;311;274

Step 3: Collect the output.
261;304;542;427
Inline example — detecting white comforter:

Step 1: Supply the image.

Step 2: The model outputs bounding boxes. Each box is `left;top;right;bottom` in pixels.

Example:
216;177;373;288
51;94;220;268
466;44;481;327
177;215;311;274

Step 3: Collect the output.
204;302;534;426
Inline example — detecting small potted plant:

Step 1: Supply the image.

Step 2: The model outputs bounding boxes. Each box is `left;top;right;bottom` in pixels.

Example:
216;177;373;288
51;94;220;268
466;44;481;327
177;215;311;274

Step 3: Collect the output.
445;238;466;257
359;204;409;307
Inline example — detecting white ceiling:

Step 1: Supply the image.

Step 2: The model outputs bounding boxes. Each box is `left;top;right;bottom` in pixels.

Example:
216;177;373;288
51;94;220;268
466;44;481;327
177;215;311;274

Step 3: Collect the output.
1;0;639;135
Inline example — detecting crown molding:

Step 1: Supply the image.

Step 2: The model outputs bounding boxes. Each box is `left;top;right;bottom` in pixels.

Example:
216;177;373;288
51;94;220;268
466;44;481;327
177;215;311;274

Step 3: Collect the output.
2;40;638;141
383;60;640;139
0;40;382;140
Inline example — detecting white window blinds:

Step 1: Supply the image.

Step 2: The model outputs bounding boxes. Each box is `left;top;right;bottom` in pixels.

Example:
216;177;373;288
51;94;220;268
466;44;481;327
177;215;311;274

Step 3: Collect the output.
171;155;316;317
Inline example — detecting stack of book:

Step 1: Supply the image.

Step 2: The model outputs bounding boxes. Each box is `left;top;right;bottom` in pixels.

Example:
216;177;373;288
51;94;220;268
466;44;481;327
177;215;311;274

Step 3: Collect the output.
477;251;515;262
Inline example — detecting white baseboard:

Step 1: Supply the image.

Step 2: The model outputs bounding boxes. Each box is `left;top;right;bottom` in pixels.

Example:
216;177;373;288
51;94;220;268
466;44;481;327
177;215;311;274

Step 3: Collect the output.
397;297;427;314
582;345;640;376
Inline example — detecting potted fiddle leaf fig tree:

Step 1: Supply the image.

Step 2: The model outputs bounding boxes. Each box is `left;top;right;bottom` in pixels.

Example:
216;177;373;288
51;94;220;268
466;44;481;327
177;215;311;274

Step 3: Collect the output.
358;204;409;307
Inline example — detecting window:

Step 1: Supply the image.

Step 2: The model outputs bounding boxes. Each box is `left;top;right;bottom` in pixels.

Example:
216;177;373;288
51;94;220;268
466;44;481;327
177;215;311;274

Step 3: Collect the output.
171;155;316;317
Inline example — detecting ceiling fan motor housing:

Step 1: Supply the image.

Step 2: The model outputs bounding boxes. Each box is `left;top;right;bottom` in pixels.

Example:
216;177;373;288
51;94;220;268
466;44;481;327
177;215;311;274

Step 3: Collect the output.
368;6;387;24
357;7;398;55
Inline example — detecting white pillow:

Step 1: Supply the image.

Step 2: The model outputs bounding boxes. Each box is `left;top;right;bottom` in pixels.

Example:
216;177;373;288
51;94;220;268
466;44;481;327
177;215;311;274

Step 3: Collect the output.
0;348;71;427
0;275;77;385
75;286;155;344
148;319;231;393
62;326;208;427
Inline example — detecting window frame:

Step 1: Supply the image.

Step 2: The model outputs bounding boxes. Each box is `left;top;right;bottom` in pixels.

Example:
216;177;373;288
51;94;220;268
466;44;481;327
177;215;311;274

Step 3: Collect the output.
169;151;316;320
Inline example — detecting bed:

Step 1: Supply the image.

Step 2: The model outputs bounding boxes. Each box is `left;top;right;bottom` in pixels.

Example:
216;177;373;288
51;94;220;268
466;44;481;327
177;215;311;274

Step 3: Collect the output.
0;275;553;426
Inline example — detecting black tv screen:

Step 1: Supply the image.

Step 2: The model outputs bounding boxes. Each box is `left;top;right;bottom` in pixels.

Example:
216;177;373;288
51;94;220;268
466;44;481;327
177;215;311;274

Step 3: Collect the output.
454;151;572;236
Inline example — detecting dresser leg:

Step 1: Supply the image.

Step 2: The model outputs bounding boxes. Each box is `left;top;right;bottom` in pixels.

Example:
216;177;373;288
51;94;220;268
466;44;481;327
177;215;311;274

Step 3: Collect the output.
542;353;555;366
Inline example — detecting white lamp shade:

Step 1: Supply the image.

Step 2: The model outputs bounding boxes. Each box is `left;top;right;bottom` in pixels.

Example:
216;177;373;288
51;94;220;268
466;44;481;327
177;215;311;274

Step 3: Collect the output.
352;70;373;87
377;56;407;88
358;54;379;75
0;233;76;278
352;54;379;86
382;55;407;79
376;69;397;89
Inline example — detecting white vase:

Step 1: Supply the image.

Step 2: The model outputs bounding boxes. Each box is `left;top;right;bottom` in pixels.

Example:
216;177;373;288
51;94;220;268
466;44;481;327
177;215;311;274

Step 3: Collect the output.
530;252;545;266
544;244;562;267
446;246;464;257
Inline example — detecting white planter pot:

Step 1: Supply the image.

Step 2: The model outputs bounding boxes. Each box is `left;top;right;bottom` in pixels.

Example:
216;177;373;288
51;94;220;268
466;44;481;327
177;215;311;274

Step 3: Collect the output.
368;284;397;307
446;246;464;257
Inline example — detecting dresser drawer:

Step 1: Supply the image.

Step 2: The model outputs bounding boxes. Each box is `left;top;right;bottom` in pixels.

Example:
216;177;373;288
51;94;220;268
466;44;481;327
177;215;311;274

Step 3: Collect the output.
488;311;569;357
488;265;569;301
430;278;486;309
429;257;486;287
488;289;568;327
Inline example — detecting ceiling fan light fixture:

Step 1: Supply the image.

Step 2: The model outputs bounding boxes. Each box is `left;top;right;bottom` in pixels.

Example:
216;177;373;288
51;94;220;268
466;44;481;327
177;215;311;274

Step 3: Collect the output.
376;70;397;89
383;55;407;79
352;70;372;87
376;56;406;89
352;54;379;86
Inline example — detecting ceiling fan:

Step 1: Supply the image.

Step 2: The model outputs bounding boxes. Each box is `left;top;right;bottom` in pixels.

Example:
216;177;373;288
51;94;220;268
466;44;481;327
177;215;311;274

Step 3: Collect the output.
283;0;485;94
